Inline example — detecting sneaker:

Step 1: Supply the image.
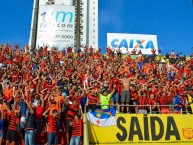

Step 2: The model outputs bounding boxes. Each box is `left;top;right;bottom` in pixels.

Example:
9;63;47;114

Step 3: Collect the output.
116;110;118;114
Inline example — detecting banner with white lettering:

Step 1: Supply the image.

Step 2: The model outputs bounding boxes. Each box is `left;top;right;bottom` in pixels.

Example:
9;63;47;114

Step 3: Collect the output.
36;5;75;50
107;33;158;54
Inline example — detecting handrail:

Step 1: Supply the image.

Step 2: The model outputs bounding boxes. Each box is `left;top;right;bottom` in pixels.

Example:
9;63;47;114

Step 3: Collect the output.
84;104;191;114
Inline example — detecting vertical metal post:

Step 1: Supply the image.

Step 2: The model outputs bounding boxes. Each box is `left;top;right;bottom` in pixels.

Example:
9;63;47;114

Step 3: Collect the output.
84;104;87;114
118;105;120;113
83;105;89;145
29;0;39;49
150;105;152;114
75;0;81;50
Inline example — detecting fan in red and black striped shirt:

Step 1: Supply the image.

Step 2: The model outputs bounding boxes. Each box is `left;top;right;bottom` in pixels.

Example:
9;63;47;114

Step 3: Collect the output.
69;105;83;145
66;100;79;121
65;99;80;144
48;113;58;133
5;104;19;145
43;107;59;145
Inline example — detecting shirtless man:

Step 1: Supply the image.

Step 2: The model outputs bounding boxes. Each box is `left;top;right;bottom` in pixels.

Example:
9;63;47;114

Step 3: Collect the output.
120;72;131;113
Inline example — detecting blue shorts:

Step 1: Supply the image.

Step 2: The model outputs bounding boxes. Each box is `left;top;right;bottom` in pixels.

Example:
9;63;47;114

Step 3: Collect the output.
111;92;119;103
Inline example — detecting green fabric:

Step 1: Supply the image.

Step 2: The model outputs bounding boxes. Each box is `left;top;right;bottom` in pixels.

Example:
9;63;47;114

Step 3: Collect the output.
99;94;112;109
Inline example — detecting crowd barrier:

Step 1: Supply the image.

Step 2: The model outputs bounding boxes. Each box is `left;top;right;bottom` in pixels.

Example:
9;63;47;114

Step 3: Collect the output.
84;104;193;145
84;104;192;114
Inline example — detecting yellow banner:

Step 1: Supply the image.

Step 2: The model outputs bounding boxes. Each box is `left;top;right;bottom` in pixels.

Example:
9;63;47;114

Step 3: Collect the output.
88;114;193;145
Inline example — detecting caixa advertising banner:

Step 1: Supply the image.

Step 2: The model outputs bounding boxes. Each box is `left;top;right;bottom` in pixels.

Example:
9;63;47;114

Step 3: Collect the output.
36;5;75;50
107;33;158;55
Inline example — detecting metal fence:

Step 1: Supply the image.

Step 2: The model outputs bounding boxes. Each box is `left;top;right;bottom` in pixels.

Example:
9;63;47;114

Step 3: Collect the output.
84;104;192;114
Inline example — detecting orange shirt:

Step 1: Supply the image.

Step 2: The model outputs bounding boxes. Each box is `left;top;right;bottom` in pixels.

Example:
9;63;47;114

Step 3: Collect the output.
55;93;65;108
3;87;13;101
50;104;59;115
57;52;62;59
23;56;29;62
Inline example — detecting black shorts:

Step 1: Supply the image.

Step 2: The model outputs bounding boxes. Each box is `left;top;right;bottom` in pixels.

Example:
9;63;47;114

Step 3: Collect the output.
66;120;72;133
6;130;17;142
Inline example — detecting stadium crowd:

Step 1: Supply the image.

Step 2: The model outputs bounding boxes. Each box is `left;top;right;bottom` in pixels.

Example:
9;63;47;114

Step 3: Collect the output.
0;44;193;145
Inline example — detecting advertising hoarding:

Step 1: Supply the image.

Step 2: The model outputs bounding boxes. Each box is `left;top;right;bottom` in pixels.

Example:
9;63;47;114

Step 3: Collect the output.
107;33;158;55
36;5;75;50
88;114;193;145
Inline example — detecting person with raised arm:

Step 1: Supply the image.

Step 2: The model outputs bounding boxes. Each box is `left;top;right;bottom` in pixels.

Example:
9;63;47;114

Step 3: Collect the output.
97;85;116;110
65;99;80;145
5;102;19;145
69;105;83;145
119;72;131;113
24;97;36;145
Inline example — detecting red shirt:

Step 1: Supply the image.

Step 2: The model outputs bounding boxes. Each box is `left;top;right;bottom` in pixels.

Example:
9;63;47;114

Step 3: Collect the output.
89;47;93;52
139;96;147;109
8;111;17;131
87;94;98;105
110;78;120;91
151;49;156;54
48;115;58;132
130;91;138;100
36;106;44;120
44;82;56;89
146;98;157;106
66;104;79;121
12;74;19;82
159;96;169;108
71;119;83;137
131;50;136;55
